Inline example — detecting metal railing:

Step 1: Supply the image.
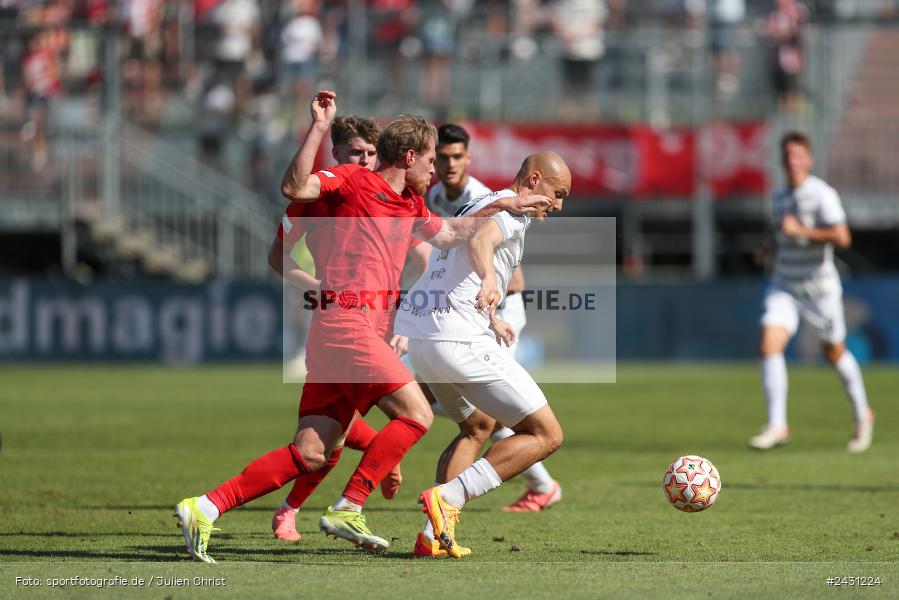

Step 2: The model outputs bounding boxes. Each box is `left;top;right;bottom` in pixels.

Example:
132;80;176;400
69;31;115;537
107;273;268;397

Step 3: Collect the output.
116;120;276;279
43;118;277;281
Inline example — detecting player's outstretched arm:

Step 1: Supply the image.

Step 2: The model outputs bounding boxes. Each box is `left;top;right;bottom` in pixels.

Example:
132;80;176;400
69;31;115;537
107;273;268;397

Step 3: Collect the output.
426;195;551;249
468;219;505;314
268;235;321;291
280;91;337;203
780;215;851;248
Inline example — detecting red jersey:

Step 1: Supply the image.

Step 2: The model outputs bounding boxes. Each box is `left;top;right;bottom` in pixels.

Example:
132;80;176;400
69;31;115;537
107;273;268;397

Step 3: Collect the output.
278;201;307;245
277;200;330;273
22;48;61;98
310;164;443;334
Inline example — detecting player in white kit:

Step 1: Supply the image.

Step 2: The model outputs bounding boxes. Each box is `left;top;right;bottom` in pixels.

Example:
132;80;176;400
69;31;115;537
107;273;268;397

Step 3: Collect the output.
395;152;571;557
750;132;874;453
427;124;562;515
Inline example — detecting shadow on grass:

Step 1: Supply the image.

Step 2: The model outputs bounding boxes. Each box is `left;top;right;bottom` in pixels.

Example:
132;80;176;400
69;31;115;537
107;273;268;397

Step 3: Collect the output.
137;544;407;561
0;548;183;561
0;531;244;540
0;532;182;538
579;550;656;557
75;504;489;514
622;481;899;493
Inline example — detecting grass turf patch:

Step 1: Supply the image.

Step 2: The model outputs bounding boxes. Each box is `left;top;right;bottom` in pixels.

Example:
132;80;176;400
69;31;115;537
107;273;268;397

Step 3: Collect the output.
0;364;896;598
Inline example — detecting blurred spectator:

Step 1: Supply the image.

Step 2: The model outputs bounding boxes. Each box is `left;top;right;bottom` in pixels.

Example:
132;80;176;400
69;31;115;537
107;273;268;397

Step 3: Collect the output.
832;0;899;20
0;0;15;22
21;32;61;170
710;0;745;97
419;0;471;114
764;0;808;112
657;0;704;29
280;0;322;128
123;0;164;120
552;0;607;121
601;0;630;90
369;0;419;111
484;0;510;40
213;0;260;116
195;0;220;22
657;0;705;77
0;1;19;111
509;0;541;60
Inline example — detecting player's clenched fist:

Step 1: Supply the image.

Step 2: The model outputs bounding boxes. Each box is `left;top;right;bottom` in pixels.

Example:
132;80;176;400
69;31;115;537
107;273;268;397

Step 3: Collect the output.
389;334;409;357
310;91;337;126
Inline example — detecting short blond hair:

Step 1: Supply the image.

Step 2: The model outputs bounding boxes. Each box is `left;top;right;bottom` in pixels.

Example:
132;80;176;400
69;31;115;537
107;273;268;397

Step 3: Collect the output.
377;115;437;164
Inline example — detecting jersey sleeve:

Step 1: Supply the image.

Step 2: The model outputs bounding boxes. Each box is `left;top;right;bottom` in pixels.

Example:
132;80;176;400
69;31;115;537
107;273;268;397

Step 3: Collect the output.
414;201;444;241
817;186;846;226
490;211;528;241
277;203;307;245
313;163;359;197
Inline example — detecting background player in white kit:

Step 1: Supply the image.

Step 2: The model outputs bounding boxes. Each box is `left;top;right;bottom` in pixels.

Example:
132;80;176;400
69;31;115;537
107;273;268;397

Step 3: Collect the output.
750;131;874;453
395;152;571;557
427;124;562;513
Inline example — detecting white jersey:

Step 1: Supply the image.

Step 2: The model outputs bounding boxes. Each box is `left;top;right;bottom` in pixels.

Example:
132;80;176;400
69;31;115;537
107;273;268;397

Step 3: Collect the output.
395;189;530;341
772;175;846;295
427;175;493;218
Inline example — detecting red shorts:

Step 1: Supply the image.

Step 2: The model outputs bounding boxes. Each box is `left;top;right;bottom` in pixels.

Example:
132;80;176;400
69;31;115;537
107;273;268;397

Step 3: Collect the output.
299;319;413;421
298;380;408;429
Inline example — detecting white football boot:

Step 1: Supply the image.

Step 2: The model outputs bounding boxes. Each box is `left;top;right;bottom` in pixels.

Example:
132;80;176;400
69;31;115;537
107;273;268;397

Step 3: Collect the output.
748;425;790;450
847;408;874;453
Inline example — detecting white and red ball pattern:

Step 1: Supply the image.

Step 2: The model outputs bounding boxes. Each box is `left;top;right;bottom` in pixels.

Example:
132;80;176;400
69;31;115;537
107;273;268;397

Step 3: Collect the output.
663;455;721;512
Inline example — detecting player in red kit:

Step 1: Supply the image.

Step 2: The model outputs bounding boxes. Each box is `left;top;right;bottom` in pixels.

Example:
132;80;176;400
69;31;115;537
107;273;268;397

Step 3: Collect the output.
267;112;402;543
175;92;550;562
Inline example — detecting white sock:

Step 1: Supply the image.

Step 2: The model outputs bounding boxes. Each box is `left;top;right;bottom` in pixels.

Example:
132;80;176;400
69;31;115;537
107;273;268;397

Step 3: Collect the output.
834;351;869;422
197;495;220;521
490;427;554;493
333;496;362;512
280;501;298;513
422;517;436;540
521;462;555;493
761;354;788;429
439;458;503;508
422;482;439;540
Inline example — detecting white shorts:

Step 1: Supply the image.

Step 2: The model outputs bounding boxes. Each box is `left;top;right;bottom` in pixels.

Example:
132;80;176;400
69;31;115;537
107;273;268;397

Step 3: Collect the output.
495;292;527;357
408;337;547;428
760;283;846;343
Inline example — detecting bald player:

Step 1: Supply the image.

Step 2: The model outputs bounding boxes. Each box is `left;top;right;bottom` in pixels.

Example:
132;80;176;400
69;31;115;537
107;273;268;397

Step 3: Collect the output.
427;123;562;515
394;152;571;558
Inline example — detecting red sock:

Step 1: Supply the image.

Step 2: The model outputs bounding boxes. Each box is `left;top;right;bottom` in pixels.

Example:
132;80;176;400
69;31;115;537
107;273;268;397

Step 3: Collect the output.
207;444;310;516
344;418;377;451
284;446;343;509
342;416;427;506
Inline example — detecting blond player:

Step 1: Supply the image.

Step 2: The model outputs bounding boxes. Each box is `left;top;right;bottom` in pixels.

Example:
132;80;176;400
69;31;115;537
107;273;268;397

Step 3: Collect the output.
268;113;403;543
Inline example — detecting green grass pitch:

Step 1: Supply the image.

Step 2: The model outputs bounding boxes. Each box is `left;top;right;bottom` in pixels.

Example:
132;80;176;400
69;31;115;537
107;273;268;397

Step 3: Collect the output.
0;364;897;598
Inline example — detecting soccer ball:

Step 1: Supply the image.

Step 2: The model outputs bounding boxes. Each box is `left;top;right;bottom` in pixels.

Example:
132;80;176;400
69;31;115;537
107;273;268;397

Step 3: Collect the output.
663;455;721;513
